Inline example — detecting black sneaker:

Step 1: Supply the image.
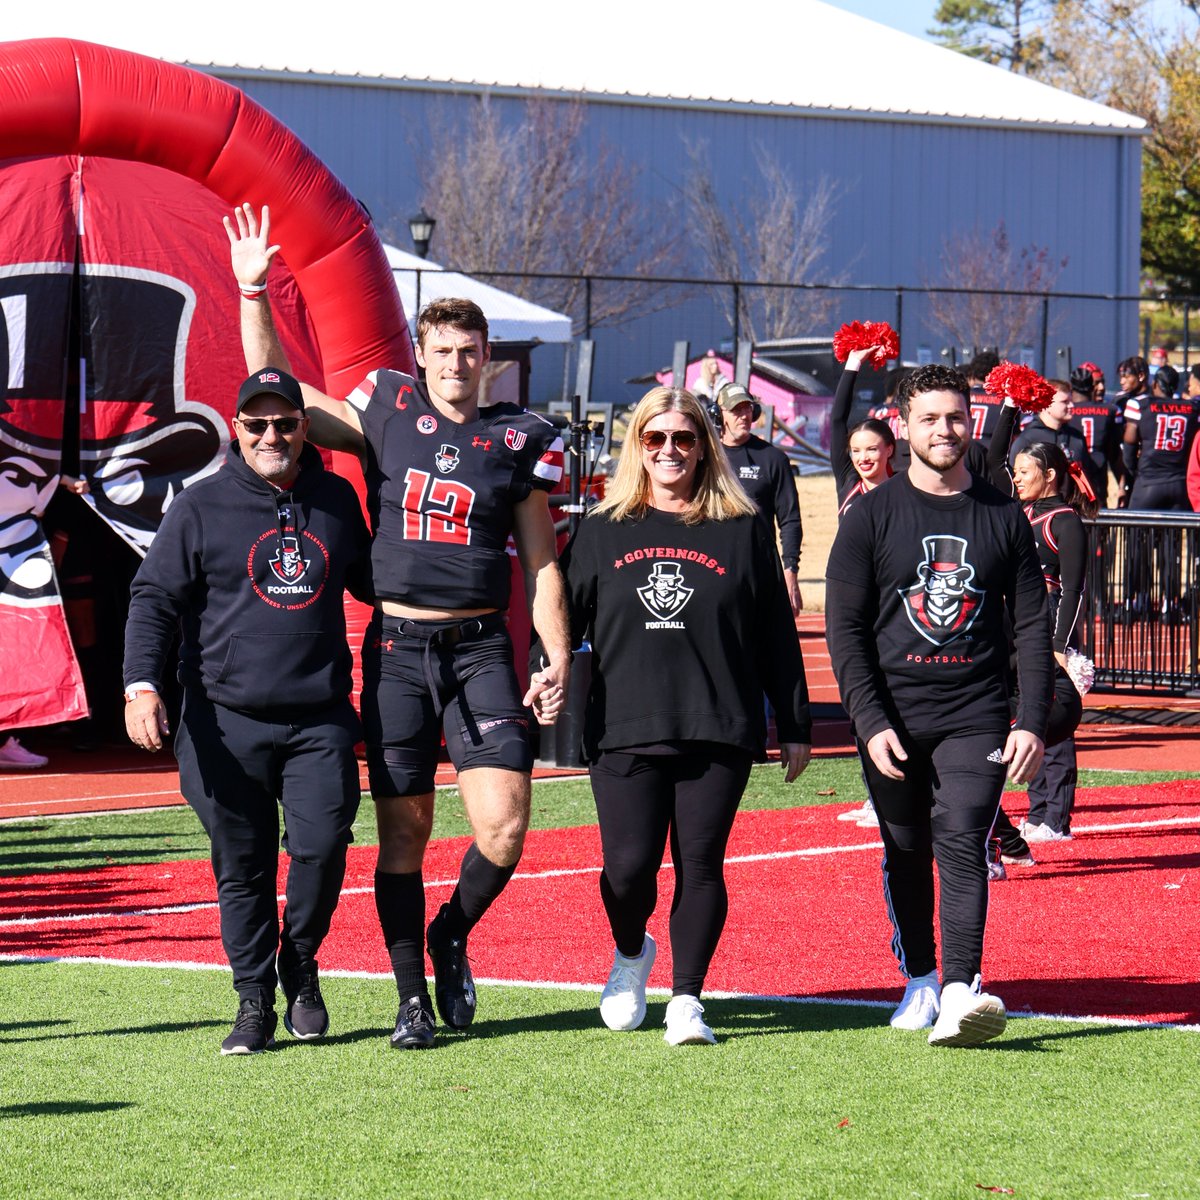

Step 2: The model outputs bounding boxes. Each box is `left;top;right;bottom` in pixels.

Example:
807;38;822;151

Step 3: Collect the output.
220;998;277;1055
390;994;436;1050
278;958;330;1040
427;904;477;1030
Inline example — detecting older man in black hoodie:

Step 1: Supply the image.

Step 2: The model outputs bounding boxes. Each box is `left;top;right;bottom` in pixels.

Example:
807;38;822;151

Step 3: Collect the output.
124;369;370;1055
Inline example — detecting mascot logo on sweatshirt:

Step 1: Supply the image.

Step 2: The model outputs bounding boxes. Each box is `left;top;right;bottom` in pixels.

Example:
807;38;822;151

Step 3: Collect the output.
269;535;310;584
899;535;982;647
637;561;693;625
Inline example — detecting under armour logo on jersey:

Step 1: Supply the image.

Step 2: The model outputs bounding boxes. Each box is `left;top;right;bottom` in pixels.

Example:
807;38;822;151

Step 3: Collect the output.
986;747;1006;763
435;444;461;474
504;427;527;452
472;436;492;451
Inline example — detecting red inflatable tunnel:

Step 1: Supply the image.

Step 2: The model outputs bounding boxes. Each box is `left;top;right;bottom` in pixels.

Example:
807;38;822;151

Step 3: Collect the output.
0;37;413;396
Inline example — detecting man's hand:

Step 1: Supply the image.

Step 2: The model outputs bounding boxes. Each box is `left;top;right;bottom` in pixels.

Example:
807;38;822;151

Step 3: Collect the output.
779;742;811;783
125;692;170;752
1002;729;1044;784
866;728;907;780
784;568;802;615
524;659;570;726
224;203;279;288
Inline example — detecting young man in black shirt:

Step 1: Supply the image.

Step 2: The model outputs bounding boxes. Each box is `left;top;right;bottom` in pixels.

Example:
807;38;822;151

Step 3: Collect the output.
826;364;1051;1047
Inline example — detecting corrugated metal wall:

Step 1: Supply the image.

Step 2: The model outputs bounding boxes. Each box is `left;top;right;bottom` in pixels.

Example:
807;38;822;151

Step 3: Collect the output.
214;71;1143;407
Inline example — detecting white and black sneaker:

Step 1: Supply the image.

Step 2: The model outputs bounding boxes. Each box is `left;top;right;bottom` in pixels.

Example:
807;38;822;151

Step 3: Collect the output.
220;998;277;1055
890;971;941;1030
278;958;329;1040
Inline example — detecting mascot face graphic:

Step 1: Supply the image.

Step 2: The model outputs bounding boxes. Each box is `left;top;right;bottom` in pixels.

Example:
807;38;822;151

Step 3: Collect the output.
637;561;693;621
269;535;309;584
0;265;223;602
899;535;983;646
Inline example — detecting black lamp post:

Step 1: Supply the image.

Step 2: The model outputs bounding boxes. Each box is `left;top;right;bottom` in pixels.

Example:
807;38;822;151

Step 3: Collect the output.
408;208;435;259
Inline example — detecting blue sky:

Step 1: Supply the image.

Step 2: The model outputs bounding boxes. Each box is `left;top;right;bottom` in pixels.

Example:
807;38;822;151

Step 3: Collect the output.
825;0;940;39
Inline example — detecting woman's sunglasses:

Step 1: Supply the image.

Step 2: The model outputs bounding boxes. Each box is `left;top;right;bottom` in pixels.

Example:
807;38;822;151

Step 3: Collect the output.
236;416;304;435
640;429;698;452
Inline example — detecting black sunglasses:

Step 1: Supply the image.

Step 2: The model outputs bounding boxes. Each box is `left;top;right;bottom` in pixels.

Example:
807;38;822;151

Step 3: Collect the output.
237;416;303;435
640;429;698;452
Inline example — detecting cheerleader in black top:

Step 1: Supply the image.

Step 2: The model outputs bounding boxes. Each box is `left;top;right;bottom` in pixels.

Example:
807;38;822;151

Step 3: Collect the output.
830;346;896;826
988;399;1096;847
830;346;897;520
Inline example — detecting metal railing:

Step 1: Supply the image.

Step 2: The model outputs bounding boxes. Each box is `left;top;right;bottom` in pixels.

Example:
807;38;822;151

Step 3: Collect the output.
1082;511;1200;692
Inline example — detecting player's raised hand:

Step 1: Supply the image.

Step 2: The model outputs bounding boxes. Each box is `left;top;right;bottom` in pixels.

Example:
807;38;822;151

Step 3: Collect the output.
224;203;279;288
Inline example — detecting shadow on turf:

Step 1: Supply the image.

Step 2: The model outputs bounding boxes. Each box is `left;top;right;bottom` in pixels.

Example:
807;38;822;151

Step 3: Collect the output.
1;829;206;877
0;1100;135;1119
0;1018;226;1045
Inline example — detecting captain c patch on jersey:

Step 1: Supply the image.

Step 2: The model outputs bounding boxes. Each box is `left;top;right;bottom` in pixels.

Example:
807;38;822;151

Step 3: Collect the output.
899;535;982;647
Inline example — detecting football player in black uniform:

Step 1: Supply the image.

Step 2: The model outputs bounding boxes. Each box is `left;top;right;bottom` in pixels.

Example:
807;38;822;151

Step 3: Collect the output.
226;204;571;1049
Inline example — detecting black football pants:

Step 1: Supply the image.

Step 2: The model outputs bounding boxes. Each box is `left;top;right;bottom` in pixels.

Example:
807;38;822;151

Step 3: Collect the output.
175;690;361;1004
858;727;1008;988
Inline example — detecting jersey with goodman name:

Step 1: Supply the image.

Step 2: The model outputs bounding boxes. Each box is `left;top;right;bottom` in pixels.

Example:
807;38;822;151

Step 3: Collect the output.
349;369;563;609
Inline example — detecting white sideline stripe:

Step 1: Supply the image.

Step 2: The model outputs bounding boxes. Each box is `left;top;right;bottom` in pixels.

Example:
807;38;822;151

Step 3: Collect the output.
0;788;183;811
5;811;1199;929
1;952;1195;1035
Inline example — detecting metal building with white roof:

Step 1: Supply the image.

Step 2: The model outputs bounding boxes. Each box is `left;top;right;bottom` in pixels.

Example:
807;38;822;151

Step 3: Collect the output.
5;0;1148;398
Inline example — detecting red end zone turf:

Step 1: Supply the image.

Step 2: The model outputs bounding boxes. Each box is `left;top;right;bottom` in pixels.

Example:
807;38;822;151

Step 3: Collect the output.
4;781;1197;1027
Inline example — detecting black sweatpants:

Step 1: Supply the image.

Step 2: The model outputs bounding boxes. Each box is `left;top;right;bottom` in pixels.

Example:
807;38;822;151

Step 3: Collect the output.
858;728;1008;988
589;745;752;998
1026;736;1077;834
175;690;361;1003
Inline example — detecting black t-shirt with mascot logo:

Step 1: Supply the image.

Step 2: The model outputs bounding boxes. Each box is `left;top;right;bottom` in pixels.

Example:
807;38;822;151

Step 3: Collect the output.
561;507;811;763
348;369;563;610
825;472;1051;742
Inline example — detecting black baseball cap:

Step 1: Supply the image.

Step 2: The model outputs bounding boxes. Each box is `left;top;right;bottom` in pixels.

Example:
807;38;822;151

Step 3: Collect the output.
237;369;305;413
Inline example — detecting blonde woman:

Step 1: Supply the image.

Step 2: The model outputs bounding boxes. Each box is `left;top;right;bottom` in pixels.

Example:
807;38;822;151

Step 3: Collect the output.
561;387;811;1046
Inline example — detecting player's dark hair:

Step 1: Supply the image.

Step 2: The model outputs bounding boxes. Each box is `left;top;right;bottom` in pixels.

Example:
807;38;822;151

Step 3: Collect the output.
416;297;489;348
1069;366;1095;398
897;364;970;420
1015;441;1100;519
1190;363;1200;386
1117;355;1148;381
1154;365;1179;397
966;350;1000;382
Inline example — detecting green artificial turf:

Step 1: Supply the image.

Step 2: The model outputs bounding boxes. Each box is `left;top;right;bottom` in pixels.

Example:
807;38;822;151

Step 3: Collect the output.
0;962;1195;1199
1;757;1191;877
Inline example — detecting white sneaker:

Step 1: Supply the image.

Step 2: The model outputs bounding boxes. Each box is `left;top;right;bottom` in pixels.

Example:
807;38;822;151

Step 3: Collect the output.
838;801;873;822
599;935;656;1031
928;978;1006;1047
1023;822;1070;843
856;807;881;828
0;736;48;770
890;971;941;1030
663;994;716;1045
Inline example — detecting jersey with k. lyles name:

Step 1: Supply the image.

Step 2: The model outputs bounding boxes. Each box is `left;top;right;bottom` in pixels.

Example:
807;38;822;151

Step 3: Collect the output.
1122;391;1200;483
825;472;1052;741
348;370;563;609
561;507;811;761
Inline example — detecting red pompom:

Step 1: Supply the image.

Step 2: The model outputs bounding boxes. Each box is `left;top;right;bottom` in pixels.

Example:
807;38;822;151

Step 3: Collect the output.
833;320;900;368
983;361;1056;413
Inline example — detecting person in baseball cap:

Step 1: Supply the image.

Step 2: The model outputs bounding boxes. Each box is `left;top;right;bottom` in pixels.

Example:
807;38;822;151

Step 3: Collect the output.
237;368;306;414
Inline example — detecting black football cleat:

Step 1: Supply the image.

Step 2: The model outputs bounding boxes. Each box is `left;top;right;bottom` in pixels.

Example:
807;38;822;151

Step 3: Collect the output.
390;994;437;1050
426;904;477;1030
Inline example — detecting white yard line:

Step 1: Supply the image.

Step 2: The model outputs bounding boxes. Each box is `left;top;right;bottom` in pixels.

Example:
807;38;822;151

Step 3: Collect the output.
0;951;1195;1034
